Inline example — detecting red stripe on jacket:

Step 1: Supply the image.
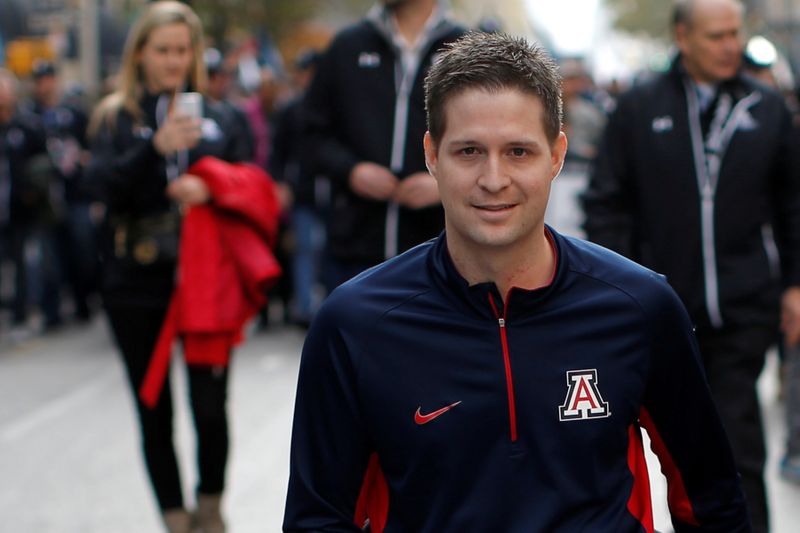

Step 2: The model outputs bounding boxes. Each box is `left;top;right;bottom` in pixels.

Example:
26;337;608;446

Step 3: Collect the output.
639;406;700;526
627;422;654;532
354;452;389;532
139;157;282;408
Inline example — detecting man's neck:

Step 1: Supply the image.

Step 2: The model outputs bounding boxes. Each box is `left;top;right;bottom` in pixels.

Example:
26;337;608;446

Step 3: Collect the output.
447;228;555;302
390;0;436;45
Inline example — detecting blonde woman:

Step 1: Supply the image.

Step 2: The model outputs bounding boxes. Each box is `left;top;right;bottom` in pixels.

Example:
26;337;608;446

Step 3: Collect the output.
87;2;253;532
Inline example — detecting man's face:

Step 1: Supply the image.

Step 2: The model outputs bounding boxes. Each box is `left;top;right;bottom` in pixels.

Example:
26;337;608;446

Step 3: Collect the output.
33;74;58;104
676;0;743;84
424;87;566;257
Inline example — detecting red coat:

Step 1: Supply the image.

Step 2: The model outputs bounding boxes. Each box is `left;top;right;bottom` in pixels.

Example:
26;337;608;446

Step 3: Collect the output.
140;156;282;408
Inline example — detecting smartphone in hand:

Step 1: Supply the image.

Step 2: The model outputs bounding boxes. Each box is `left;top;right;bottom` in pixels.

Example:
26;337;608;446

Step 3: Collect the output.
175;92;203;119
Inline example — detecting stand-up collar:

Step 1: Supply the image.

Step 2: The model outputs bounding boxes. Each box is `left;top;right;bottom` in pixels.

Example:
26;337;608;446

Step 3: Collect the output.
428;226;567;322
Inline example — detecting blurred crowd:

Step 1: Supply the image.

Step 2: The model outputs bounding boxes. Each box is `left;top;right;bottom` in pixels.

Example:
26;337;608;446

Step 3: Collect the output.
6;35;796;338
0;41;324;338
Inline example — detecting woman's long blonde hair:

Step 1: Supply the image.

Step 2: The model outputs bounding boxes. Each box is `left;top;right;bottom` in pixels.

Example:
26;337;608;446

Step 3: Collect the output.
89;1;206;137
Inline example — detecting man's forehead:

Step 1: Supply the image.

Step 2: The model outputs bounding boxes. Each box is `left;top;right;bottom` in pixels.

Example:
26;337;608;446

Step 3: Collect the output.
440;88;548;139
688;0;743;27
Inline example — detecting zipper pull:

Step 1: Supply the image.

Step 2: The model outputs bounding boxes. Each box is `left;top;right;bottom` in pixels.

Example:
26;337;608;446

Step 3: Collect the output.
498;318;506;328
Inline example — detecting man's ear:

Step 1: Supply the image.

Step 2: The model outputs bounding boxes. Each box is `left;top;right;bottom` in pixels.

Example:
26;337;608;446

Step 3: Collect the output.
423;131;438;178
551;131;567;180
674;23;689;55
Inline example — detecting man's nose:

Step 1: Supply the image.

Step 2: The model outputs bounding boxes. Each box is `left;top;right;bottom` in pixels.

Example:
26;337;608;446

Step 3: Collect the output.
478;155;510;193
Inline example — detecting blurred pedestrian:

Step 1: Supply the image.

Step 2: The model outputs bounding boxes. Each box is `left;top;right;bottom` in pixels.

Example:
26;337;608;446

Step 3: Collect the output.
303;0;464;291
284;31;750;532
86;2;279;532
269;50;326;327
560;58;607;170
582;1;800;531
28;59;98;325
203;47;255;161
0;68;51;336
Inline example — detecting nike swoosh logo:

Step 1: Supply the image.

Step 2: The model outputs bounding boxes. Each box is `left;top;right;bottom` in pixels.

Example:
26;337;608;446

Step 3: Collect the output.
414;401;462;425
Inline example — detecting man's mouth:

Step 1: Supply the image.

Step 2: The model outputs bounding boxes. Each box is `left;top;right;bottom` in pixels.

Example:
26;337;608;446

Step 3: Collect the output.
476;204;515;211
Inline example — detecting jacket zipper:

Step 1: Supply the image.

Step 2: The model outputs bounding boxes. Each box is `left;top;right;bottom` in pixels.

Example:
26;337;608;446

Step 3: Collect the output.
684;80;762;328
489;295;518;442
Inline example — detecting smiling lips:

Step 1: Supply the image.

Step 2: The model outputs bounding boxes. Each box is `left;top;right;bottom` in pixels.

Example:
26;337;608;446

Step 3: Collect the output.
475;203;515;211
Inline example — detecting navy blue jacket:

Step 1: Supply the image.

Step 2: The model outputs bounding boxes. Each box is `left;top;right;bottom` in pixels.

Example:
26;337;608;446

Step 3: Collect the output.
284;229;750;532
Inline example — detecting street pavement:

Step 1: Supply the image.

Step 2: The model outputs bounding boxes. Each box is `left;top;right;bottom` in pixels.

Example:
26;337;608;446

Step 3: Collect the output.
0;318;303;533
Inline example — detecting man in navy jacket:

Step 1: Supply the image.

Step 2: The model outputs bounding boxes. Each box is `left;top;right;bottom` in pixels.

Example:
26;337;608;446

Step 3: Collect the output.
285;32;751;532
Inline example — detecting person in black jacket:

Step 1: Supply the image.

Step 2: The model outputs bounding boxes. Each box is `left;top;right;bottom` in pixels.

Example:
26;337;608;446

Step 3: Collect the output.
582;1;800;531
0;68;50;333
86;3;252;532
303;0;464;290
270;50;326;327
29;60;97;326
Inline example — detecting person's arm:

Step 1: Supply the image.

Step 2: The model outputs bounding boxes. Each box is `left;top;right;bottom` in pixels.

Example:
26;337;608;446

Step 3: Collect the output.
302;42;362;185
640;280;750;532
284;294;373;532
581;94;637;259
768;104;800;346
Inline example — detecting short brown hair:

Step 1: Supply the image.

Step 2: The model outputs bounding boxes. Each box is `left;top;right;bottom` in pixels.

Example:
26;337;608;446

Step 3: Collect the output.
672;0;744;31
424;32;563;145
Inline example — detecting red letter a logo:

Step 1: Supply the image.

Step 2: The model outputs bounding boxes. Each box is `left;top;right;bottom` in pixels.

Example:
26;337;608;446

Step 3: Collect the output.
558;369;611;421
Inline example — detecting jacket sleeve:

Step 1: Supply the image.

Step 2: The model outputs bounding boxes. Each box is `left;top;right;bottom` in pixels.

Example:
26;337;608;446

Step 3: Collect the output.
768;102;800;288
283;294;372;532
301;40;361;184
640;280;751;532
581;93;638;259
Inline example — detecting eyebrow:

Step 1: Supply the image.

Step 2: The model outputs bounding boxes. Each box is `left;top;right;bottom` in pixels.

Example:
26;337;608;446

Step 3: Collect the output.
446;139;541;148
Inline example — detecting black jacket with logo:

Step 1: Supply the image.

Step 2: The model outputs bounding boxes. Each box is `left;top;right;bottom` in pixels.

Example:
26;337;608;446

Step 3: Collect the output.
583;57;800;330
303;6;464;264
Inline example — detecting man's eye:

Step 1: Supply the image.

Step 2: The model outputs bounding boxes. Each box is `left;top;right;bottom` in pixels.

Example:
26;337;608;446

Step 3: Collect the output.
461;147;477;156
511;148;527;157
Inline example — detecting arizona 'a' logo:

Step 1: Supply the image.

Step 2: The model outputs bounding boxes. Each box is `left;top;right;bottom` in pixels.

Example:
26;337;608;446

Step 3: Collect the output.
558;369;611;421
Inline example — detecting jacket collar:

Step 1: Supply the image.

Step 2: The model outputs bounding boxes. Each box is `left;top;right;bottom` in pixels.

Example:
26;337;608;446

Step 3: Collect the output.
428;226;567;322
668;53;752;101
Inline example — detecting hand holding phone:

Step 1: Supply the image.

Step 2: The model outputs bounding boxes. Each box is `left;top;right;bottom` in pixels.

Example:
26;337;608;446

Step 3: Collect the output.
153;93;203;155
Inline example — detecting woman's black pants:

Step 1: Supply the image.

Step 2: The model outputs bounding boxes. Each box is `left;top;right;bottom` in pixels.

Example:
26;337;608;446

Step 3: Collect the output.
106;304;230;511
